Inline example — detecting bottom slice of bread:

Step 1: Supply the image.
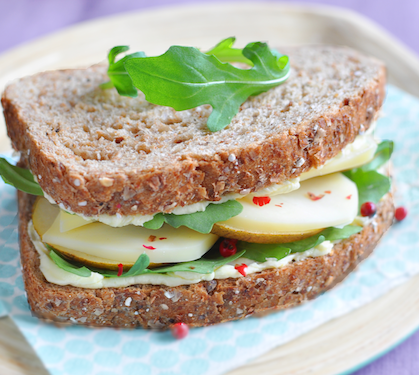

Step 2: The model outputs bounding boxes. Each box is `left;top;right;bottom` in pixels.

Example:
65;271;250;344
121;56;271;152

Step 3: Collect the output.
18;191;394;329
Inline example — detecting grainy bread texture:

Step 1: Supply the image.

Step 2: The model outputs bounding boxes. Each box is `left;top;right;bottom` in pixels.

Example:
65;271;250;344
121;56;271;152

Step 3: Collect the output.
18;190;394;329
3;46;385;217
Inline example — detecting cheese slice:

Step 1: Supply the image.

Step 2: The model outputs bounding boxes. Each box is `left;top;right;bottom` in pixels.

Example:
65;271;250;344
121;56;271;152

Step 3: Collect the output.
300;133;377;181
252;178;300;197
220;173;358;233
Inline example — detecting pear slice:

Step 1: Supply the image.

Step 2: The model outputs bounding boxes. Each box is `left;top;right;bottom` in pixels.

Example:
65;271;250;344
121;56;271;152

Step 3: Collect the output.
41;202;219;267
48;244;165;270
211;224;323;244
32;197;60;237
49;244;136;271
33;197;218;271
212;173;358;244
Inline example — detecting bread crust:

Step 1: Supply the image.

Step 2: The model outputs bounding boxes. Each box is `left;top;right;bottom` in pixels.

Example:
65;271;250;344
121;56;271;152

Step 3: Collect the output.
18;190;394;329
3;46;385;217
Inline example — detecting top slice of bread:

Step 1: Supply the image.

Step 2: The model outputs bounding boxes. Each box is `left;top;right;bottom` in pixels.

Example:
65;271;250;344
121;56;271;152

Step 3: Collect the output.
1;45;385;217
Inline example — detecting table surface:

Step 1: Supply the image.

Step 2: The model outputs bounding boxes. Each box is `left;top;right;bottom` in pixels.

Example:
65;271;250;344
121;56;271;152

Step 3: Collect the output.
1;1;419;374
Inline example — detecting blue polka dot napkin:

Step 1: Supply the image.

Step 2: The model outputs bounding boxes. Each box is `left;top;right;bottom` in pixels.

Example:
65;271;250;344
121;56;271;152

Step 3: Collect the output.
0;85;418;375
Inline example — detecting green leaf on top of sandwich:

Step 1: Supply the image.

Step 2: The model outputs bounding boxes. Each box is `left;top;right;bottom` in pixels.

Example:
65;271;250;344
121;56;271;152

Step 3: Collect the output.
100;46;146;97
143;200;243;233
0;158;43;196
102;37;290;131
237;225;363;262
204;36;254;65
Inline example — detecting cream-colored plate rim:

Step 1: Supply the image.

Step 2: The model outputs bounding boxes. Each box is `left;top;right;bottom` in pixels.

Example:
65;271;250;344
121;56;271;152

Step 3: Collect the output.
1;3;419;375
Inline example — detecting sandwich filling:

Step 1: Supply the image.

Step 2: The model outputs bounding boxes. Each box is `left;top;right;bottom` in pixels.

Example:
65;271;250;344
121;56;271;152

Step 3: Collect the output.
22;124;392;288
40;123;378;227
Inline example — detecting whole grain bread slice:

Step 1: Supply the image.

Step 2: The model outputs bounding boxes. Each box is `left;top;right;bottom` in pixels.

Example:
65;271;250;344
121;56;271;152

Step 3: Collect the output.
3;45;385;217
18;190;394;329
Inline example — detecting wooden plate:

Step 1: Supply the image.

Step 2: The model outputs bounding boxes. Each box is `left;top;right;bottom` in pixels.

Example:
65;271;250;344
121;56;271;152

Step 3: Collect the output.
1;2;419;374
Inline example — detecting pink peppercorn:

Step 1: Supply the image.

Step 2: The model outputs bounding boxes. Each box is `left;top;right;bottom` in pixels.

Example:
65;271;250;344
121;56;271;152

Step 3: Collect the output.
172;322;189;339
395;206;408;221
219;238;238;257
360;202;377;217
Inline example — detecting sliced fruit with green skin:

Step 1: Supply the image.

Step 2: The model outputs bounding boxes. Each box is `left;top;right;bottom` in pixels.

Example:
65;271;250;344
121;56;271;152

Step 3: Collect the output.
52;244;135;271
49;244;164;271
41;200;219;266
211;224;324;244
212;173;358;244
32;196;60;236
34;197;219;271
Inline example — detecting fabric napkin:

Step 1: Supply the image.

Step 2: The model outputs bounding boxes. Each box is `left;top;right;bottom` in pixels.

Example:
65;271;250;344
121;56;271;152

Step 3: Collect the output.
0;84;418;375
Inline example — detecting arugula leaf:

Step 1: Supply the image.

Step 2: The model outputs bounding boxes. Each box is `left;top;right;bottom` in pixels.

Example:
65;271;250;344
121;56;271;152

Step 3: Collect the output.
343;140;392;208
48;246;91;277
205;37;253;65
317;225;363;241
344;169;391;207
143;200;243;233
88;253;151;278
164;200;243;233
122;40;289;131
360;140;393;172
148;249;245;274
143;213;165;230
101;45;146;97
0;158;43;196
238;225;362;262
122;254;150;277
235;243;291;263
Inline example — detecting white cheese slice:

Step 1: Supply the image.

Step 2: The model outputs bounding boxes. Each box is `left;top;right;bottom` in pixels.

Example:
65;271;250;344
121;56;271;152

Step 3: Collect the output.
252;178;300;197
43;214;219;264
300;133;377;181
221;173;358;233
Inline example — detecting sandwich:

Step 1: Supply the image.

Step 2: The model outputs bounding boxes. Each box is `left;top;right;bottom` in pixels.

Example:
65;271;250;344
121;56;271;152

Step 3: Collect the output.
0;40;394;329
